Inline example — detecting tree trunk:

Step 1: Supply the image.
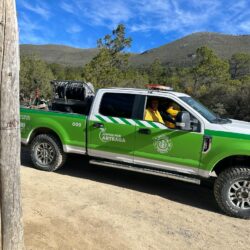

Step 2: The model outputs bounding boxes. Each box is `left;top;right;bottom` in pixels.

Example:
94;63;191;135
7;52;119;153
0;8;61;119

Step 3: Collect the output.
0;0;24;249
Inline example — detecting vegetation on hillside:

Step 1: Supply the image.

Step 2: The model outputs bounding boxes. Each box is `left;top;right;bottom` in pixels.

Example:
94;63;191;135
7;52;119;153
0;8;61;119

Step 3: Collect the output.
20;25;250;121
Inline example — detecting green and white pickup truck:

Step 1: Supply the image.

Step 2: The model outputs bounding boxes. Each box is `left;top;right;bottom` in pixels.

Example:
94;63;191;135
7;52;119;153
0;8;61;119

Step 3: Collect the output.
21;85;250;219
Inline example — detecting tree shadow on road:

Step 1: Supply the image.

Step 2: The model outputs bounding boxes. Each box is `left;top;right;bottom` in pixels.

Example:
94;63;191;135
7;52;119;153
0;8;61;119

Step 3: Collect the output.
21;148;220;215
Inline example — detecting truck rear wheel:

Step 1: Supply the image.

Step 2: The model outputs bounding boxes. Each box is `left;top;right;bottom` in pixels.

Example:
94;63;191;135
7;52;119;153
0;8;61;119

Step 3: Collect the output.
214;167;250;219
30;134;66;171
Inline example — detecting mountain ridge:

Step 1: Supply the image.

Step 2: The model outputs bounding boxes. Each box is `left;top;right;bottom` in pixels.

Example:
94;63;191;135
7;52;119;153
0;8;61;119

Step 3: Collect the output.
20;32;250;67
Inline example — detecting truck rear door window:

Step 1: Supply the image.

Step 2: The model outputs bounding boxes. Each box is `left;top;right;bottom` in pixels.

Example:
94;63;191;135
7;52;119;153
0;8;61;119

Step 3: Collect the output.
99;93;135;119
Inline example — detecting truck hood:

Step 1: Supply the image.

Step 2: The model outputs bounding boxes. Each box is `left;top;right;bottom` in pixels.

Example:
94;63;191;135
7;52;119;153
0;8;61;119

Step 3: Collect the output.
222;119;250;135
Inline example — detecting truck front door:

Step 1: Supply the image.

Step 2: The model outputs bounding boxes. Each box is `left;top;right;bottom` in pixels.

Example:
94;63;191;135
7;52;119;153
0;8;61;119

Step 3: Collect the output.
88;92;139;164
134;95;204;176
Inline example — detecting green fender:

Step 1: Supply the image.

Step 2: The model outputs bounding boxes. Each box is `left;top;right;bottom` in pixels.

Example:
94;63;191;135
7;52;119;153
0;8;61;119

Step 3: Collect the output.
200;139;250;172
28;117;68;145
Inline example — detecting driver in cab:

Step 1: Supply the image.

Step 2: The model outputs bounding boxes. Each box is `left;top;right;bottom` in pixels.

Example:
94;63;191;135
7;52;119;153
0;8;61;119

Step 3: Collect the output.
165;102;180;128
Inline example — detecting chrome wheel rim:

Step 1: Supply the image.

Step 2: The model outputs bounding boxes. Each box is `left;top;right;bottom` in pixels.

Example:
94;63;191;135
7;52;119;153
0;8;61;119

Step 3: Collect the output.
228;180;250;209
35;142;55;166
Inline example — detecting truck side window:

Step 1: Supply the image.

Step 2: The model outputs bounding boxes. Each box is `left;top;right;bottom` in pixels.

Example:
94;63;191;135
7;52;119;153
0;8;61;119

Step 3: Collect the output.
99;93;136;119
144;96;201;132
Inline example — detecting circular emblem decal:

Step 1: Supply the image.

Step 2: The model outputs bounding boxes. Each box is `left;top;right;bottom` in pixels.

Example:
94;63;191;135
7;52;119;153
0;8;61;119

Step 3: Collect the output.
153;135;172;154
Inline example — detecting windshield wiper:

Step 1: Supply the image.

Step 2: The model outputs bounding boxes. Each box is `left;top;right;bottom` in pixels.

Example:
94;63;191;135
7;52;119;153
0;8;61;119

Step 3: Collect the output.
211;117;232;124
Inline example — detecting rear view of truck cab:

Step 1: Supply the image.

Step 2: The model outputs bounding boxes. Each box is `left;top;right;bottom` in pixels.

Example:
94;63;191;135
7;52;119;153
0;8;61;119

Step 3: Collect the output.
21;83;250;219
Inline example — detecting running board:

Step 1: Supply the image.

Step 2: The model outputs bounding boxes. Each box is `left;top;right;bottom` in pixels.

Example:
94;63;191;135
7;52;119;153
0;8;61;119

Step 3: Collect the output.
89;160;201;185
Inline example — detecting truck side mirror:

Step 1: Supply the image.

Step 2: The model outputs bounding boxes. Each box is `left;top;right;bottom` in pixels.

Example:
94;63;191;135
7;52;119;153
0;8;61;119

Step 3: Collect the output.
176;111;191;131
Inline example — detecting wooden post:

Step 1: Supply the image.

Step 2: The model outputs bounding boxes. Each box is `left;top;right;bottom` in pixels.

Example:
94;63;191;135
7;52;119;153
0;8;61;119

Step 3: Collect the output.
0;0;24;249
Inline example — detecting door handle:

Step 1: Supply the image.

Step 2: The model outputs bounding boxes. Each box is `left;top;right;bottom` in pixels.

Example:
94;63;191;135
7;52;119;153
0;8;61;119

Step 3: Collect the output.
93;122;104;129
138;128;151;135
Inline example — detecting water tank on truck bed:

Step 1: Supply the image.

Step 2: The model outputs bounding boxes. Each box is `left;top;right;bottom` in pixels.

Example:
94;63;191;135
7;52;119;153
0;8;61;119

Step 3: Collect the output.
50;80;95;115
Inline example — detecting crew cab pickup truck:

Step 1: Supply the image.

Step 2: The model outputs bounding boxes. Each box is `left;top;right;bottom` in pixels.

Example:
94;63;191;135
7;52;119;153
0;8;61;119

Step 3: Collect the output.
21;85;250;219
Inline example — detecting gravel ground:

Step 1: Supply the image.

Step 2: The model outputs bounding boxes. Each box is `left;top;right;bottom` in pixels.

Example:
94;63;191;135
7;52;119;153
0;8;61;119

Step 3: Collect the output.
21;148;250;250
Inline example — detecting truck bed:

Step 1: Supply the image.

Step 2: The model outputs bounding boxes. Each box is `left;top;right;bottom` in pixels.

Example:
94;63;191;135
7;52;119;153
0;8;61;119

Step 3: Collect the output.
21;107;87;154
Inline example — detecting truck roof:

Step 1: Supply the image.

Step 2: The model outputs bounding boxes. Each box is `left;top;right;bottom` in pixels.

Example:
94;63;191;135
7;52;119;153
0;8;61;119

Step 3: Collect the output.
100;87;190;98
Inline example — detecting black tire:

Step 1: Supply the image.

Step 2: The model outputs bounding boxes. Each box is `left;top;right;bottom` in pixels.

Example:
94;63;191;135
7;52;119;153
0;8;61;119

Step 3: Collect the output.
214;167;250;219
30;134;66;171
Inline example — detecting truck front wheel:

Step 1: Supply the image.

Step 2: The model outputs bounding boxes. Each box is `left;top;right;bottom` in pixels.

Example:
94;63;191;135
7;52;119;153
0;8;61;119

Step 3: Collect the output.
214;167;250;219
30;134;66;171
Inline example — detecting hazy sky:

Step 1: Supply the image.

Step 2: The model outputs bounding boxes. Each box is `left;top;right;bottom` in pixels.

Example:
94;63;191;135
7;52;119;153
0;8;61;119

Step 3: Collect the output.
17;0;250;52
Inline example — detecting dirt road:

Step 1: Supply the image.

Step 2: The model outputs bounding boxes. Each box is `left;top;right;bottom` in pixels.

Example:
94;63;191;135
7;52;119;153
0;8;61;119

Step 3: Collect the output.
21;148;250;250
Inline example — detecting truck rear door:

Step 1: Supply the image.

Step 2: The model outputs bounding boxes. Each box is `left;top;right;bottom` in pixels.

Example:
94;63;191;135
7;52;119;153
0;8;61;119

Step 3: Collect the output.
87;91;140;164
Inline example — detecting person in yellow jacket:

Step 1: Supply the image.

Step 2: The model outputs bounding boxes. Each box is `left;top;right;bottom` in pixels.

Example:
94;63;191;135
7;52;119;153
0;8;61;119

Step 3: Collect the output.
144;99;164;123
165;103;180;128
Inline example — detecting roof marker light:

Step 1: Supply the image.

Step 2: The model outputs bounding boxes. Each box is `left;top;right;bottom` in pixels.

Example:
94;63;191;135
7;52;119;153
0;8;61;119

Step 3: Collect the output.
146;84;174;91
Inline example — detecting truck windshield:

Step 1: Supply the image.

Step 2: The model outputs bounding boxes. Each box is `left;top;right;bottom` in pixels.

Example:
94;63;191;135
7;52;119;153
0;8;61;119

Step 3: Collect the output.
180;96;230;123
